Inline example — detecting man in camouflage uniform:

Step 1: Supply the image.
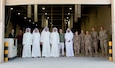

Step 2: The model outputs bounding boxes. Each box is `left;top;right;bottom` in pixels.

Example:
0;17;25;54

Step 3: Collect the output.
84;31;92;56
90;27;98;56
79;30;85;54
73;31;80;55
104;31;108;57
99;27;108;56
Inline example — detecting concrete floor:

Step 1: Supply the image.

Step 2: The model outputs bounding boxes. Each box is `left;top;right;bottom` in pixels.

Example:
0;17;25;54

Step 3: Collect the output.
0;57;115;68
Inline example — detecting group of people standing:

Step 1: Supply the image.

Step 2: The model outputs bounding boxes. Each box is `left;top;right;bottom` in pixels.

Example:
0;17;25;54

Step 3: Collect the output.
22;26;74;58
8;26;108;58
73;27;108;57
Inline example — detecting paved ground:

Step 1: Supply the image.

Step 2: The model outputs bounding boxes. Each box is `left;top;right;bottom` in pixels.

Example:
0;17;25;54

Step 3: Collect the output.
0;57;115;68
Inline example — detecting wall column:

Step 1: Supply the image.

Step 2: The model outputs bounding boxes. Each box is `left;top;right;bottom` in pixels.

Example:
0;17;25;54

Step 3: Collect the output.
42;13;45;28
112;0;115;62
27;5;32;18
74;4;78;22
0;0;5;63
70;14;73;29
34;4;38;23
46;19;48;26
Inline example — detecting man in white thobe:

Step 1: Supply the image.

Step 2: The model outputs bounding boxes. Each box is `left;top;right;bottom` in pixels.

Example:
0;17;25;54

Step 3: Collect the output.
32;28;41;58
50;27;60;57
65;28;74;57
41;26;50;57
22;28;32;58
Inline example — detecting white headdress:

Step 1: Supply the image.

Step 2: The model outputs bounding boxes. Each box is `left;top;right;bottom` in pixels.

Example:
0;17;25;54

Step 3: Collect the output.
53;27;58;32
33;28;39;33
25;28;31;33
41;26;49;34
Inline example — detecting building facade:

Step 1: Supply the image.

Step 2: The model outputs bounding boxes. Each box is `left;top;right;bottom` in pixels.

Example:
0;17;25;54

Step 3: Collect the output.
0;0;115;63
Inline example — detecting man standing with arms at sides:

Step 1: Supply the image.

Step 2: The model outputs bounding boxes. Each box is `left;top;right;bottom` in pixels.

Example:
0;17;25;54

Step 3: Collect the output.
73;31;80;55
59;29;65;57
99;27;108;57
84;31;92;57
90;27;98;56
79;30;85;55
16;29;23;57
22;28;32;58
32;28;41;58
50;27;60;57
41;26;50;57
65;28;74;57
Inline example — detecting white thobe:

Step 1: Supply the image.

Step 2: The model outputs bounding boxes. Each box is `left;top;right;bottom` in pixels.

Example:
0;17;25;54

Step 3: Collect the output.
65;32;74;57
32;33;41;57
41;31;50;57
50;32;60;57
22;32;32;58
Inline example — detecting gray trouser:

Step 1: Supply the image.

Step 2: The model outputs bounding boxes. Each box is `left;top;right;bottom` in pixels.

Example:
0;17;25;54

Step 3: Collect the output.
59;42;64;56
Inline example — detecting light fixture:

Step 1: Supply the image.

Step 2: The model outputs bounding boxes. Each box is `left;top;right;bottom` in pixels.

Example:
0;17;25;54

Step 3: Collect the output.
47;17;49;19
68;13;70;15
36;24;38;26
69;7;72;10
42;7;45;10
18;13;20;15
66;22;68;24
45;13;47;15
10;8;13;10
24;17;27;19
29;20;31;22
33;22;35;24
66;17;69;19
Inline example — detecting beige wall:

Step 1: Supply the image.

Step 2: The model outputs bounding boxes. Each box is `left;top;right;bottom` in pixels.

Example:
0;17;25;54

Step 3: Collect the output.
5;0;111;5
0;0;5;63
111;0;115;61
81;6;111;36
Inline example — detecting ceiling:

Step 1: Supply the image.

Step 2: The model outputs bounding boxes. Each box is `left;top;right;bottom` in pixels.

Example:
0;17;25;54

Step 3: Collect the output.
5;5;110;32
5;5;76;28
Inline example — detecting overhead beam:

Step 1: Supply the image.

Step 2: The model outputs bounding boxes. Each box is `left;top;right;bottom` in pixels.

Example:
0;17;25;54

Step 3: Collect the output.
6;0;111;5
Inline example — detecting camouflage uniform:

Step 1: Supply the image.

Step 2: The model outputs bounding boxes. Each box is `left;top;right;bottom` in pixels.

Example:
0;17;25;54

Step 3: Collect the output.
79;33;85;54
73;35;80;55
99;30;108;56
84;34;92;56
91;31;98;55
